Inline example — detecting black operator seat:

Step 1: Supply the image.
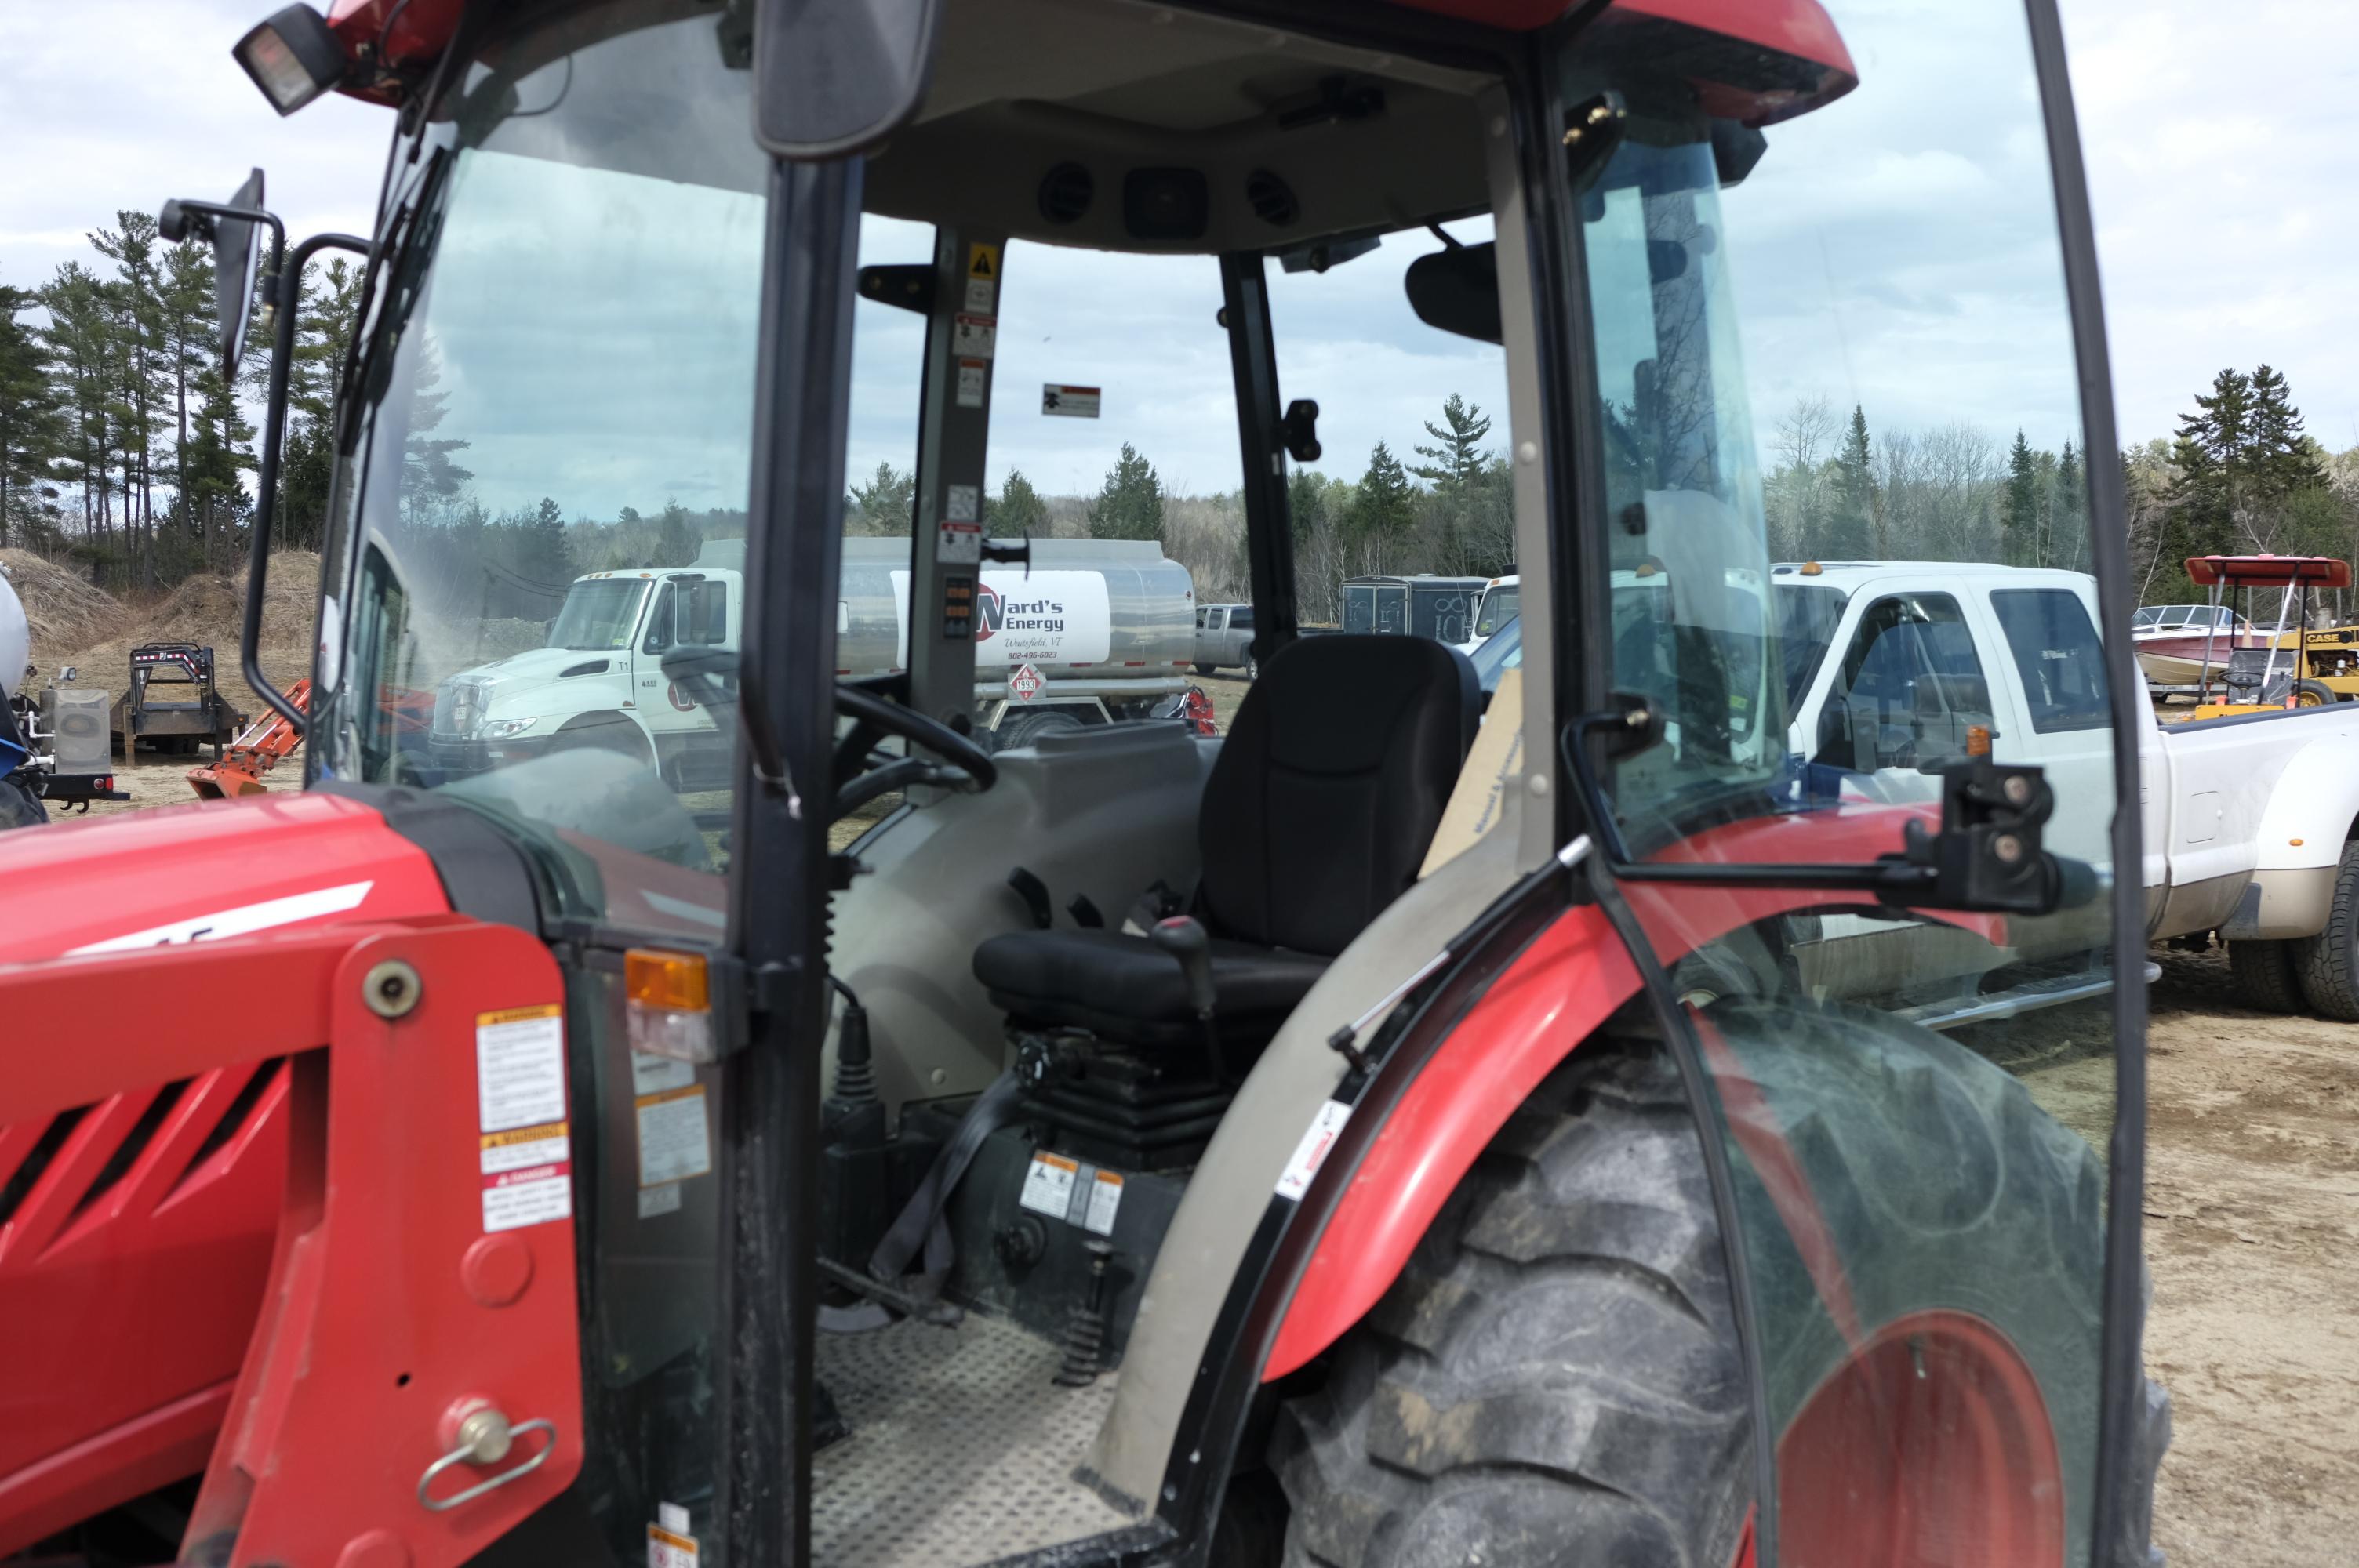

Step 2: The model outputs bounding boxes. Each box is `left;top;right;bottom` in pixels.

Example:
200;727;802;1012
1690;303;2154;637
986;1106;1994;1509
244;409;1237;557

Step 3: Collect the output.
972;634;1480;1050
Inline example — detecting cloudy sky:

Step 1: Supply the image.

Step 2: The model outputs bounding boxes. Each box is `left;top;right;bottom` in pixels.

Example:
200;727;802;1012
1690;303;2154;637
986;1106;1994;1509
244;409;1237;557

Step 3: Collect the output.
3;0;2354;520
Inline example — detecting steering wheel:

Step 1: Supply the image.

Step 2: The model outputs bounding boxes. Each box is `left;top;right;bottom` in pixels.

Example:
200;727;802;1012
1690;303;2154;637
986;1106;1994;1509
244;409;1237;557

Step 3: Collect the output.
832;678;998;820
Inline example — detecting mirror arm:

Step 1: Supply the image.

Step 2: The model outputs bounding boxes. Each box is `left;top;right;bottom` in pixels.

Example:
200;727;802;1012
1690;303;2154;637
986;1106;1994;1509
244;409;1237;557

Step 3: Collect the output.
245;230;370;739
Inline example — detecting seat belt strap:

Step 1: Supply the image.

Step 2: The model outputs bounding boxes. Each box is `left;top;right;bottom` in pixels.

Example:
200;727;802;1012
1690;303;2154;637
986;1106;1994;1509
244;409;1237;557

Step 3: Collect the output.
864;1067;1031;1297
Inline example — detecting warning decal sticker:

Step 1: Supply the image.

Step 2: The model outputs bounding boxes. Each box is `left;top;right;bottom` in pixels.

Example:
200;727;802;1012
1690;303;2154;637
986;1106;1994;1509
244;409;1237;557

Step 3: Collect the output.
636;1083;713;1188
1017;1150;1127;1234
648;1505;699;1568
1084;1168;1124;1236
956;357;987;408
953;314;997;360
482;1121;572;1232
1019;1151;1079;1219
1274;1099;1353;1201
478;1004;567;1133
1041;384;1101;419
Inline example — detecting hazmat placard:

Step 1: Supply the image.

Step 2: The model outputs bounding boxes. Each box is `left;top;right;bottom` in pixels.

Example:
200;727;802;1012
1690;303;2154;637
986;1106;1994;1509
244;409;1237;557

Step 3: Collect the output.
1041;384;1101;419
1008;663;1045;703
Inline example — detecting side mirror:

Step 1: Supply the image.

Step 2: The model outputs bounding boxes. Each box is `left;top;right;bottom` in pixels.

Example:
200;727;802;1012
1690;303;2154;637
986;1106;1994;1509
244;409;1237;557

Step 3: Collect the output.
753;0;945;160
159;169;271;378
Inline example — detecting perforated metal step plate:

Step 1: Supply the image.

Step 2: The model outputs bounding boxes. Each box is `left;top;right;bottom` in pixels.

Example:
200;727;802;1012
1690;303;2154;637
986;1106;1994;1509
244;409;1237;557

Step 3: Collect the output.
814;1312;1131;1566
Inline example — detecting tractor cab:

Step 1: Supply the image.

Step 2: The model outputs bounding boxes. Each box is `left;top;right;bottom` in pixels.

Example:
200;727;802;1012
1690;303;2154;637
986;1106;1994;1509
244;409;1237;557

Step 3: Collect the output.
2;2;2166;1566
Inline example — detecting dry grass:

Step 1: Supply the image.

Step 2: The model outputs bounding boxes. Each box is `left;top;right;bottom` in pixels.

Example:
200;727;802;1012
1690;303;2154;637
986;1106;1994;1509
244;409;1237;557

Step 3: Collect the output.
0;549;128;664
7;550;324;720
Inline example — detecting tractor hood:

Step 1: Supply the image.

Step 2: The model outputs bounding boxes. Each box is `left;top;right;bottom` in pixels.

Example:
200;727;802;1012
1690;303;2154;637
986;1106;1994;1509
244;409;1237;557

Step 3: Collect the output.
0;792;451;964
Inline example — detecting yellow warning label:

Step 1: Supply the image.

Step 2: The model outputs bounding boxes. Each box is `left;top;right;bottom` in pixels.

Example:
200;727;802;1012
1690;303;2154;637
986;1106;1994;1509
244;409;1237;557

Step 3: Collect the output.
478;1003;562;1028
481;1120;569;1149
967;241;999;279
633;1084;703;1112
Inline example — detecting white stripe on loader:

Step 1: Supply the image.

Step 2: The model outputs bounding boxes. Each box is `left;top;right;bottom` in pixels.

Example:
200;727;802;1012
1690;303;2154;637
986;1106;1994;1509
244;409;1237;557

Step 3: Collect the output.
67;880;376;955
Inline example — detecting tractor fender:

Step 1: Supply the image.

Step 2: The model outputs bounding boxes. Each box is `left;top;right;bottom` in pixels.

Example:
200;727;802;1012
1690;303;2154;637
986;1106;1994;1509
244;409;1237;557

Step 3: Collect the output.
1261;804;1992;1383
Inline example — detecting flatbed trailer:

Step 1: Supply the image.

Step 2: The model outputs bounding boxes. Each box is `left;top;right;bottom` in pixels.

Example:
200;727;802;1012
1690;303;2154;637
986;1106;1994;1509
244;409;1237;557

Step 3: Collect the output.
110;642;246;761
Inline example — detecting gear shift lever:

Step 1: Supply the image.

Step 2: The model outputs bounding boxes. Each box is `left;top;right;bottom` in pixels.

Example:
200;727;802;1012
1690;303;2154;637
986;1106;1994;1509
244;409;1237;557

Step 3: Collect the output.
1151;915;1227;1082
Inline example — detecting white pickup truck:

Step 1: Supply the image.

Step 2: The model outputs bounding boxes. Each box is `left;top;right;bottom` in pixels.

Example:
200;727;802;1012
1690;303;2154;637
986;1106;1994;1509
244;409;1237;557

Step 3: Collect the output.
1480;560;2359;1020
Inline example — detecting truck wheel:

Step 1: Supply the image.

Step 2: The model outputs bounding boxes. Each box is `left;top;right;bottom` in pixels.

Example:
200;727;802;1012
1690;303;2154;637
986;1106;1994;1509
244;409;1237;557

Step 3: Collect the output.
552;713;654;769
1274;1014;2162;1567
1245;652;1261;681
2295;679;2335;707
2292;840;2359;1021
995;708;1085;750
0;775;47;829
2228;939;2304;1014
1195;662;1216;676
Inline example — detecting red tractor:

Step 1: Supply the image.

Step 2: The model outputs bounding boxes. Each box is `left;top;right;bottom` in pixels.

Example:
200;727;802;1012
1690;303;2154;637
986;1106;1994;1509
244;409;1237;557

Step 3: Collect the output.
2;1;2168;1565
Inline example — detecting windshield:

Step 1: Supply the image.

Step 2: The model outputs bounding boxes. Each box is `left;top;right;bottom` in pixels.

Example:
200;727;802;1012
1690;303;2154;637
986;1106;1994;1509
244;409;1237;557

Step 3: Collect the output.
322;6;763;920
1473;583;1518;639
549;579;650;650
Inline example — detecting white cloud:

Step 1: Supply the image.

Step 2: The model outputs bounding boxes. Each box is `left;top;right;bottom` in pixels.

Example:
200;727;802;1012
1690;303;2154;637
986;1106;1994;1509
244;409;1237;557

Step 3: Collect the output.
3;0;2352;537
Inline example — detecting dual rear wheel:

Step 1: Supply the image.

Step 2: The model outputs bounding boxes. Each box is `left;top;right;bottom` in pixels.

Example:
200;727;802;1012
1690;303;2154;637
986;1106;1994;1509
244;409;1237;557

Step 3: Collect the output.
2231;840;2359;1020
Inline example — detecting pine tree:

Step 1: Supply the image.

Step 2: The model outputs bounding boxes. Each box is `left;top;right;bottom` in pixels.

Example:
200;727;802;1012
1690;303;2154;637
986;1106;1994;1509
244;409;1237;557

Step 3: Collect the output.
522;496;576;592
2052;440;2085;570
845;461;914;535
2000;429;2038;565
654;498;696;566
1088;443;1164;541
1348;441;1415;570
990;470;1048;537
275;256;364;550
91;212;173;583
0;285;67;547
1825;405;1876;557
1411;394;1492;488
2167;366;2329;572
400;336;472;526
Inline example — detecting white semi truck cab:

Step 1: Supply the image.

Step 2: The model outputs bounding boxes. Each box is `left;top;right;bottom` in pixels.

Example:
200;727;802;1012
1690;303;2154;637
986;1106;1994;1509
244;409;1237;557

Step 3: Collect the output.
430;537;1199;782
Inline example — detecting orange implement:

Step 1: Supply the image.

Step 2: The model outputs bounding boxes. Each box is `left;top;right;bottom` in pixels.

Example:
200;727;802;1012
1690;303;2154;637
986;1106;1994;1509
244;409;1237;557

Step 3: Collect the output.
187;679;311;799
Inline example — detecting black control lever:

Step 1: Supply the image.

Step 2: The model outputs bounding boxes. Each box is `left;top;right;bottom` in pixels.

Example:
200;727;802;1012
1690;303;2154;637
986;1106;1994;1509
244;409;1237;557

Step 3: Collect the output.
1150;915;1228;1083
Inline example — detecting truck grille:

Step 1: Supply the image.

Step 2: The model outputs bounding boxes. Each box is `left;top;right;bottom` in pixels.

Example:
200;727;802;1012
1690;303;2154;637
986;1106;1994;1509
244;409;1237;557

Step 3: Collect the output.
434;680;487;737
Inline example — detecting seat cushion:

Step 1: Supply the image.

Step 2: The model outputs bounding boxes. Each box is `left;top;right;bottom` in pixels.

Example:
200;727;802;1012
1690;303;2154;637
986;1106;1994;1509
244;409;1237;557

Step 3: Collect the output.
973;928;1330;1043
1198;633;1478;957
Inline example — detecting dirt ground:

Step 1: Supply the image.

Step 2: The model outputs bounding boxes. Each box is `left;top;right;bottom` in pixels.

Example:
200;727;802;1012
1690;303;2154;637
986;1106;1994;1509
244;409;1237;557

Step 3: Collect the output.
21;641;2359;1557
1957;952;2359;1567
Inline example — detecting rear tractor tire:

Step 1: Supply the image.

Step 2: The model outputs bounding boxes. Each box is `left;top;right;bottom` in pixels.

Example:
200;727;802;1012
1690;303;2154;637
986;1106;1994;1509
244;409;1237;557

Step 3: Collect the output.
2229;938;2305;1014
1274;1015;2166;1568
2295;679;2336;708
2292;840;2359;1022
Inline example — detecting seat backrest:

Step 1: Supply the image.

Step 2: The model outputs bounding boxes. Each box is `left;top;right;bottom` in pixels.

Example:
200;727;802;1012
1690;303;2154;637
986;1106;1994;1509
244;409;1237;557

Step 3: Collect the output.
1198;633;1478;956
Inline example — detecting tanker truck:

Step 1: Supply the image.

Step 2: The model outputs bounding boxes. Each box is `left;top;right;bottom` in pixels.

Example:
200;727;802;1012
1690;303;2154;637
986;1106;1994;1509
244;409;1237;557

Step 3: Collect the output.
427;535;1198;785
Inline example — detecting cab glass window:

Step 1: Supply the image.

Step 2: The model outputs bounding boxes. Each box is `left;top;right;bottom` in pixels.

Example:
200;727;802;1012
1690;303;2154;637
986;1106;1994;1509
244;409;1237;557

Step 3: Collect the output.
1812;593;1992;771
1993;587;2110;732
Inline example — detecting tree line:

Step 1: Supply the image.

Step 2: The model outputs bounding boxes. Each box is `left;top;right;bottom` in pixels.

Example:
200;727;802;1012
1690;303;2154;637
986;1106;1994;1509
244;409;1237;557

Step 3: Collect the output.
0;212;360;590
842;393;1516;623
